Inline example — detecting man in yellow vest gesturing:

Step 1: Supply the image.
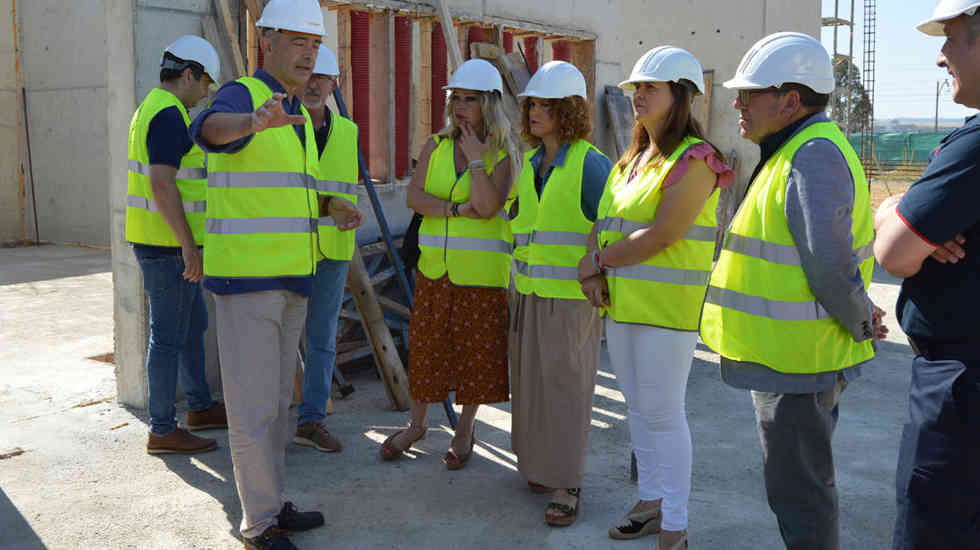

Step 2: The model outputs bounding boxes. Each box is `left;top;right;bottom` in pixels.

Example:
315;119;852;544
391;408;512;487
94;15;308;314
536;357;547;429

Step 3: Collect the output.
126;35;228;455
293;44;362;453
700;33;886;550
189;1;360;549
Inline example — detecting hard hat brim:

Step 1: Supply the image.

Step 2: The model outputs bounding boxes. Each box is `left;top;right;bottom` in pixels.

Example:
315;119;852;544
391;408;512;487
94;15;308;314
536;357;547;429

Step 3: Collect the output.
721;76;770;90
516;90;586;99
917;18;950;36
620;77;703;95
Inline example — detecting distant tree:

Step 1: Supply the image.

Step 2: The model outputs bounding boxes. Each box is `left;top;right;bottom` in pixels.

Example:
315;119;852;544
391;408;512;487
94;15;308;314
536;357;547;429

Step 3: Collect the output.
830;57;872;134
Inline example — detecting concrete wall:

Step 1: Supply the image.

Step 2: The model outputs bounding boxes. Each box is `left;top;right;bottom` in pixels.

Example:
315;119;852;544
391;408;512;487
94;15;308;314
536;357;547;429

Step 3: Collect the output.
0;2;23;243
19;1;110;246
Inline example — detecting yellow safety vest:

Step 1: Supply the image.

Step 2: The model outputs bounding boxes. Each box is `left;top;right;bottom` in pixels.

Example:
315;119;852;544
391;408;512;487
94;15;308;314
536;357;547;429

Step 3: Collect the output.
597;136;719;330
417;136;512;288
511;139;606;299
203;77;320;278
314;111;360;261
125;88;207;246
700;121;875;373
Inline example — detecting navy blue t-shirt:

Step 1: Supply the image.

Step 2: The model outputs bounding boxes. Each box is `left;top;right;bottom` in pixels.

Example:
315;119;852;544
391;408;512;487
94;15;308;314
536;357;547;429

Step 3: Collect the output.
190;69;313;297
132;105;196;257
896;114;980;345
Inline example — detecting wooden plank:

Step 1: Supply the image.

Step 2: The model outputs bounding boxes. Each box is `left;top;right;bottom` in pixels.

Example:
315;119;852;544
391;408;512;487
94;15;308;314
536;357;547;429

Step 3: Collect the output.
692;69;714;134
416;18;433;155
214;0;247;78
368;11;391;181
243;0;265;19
337;7;354;118
604;85;634;159
202;16;238;83
346;249;412;410
436;0;463;70
500;52;531;93
470;41;502;61
377;295;411;319
387;12;396;184
570;40;596;104
246;7;258;74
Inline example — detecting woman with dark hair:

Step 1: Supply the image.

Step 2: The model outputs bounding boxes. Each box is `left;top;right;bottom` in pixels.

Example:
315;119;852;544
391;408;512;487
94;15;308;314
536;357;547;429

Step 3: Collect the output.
576;47;733;549
379;59;520;471
509;61;612;527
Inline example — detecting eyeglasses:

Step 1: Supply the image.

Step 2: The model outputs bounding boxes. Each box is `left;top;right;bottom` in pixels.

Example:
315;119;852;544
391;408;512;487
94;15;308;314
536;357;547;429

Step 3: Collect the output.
737;88;780;106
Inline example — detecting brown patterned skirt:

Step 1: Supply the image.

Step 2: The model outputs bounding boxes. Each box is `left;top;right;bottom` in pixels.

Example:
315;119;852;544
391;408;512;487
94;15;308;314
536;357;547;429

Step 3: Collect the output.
407;272;509;405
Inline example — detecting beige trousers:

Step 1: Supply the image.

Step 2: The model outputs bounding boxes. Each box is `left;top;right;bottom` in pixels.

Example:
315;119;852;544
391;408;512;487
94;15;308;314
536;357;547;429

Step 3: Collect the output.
213;290;308;539
510;292;601;488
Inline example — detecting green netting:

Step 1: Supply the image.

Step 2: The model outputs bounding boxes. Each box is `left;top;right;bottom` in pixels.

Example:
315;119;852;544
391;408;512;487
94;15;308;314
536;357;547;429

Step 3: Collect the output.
846;132;948;166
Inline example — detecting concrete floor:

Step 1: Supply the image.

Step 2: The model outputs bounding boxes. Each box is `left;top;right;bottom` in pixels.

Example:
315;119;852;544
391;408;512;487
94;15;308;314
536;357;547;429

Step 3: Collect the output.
0;245;913;550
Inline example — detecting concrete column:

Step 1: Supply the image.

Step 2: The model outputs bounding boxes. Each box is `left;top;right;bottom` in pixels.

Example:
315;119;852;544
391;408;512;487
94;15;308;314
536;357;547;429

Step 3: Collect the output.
106;0;146;408
0;0;23;244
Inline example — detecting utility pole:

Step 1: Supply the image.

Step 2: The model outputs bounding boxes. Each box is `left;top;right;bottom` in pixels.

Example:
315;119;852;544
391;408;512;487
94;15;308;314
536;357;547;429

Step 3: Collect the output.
935;79;951;132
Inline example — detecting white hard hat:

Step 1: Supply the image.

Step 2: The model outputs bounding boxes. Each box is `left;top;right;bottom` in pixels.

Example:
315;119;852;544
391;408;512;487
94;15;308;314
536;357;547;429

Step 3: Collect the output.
255;0;326;38
518;61;587;99
723;32;834;94
619;46;706;95
917;0;980;35
313;45;339;77
443;59;503;94
164;35;221;86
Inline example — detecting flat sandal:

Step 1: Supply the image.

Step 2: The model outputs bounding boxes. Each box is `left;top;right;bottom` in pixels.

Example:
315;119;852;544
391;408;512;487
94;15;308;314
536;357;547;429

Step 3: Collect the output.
545;488;580;527
379;428;426;461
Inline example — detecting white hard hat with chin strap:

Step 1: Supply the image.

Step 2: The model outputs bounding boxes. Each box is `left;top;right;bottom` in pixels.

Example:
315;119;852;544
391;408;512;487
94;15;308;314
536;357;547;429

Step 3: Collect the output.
723;32;834;94
917;0;980;35
619;46;706;95
444;59;503;94
255;0;326;38
519;61;587;99
163;35;221;88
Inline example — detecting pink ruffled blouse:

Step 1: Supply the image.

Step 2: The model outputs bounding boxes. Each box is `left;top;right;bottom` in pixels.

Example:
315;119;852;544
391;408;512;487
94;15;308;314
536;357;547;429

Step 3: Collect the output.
662;141;735;190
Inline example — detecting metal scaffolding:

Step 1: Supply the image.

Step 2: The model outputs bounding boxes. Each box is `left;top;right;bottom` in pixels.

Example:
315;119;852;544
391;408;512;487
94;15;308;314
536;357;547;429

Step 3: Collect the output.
860;0;877;175
823;0;876;175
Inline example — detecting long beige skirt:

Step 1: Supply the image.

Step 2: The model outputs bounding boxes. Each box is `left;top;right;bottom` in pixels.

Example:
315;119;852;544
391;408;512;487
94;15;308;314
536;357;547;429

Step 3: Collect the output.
509;292;601;488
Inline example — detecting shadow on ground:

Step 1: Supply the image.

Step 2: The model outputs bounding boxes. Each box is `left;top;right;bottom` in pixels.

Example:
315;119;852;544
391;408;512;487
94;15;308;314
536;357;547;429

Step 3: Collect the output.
0;488;48;550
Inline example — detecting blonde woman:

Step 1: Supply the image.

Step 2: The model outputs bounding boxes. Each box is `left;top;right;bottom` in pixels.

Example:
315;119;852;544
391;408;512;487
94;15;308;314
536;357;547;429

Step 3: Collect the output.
509;61;612;527
577;47;733;549
380;59;519;470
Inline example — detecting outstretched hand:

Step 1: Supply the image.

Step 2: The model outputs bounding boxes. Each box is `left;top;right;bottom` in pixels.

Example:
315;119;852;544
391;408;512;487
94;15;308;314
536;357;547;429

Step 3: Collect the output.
250;93;307;133
872;304;889;340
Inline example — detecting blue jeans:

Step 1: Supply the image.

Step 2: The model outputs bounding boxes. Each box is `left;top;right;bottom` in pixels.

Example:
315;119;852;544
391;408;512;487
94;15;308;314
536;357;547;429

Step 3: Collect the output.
298;258;349;426
134;247;213;435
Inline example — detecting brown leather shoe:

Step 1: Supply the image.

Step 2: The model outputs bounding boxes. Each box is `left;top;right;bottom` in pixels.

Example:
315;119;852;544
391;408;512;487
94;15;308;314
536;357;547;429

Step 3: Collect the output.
147;427;217;455
294;422;342;452
186;402;227;431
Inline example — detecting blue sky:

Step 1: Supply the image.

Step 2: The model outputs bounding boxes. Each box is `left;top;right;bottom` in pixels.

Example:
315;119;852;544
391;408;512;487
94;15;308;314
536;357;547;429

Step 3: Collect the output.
820;0;978;121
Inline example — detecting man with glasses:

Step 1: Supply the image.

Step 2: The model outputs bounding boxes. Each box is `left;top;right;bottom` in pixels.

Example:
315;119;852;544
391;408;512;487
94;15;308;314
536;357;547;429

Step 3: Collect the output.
875;2;980;547
189;1;359;548
700;32;885;550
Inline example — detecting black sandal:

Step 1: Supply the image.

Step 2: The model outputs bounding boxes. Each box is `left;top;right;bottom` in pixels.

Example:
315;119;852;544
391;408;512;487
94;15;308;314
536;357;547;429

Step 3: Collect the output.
545;488;580;527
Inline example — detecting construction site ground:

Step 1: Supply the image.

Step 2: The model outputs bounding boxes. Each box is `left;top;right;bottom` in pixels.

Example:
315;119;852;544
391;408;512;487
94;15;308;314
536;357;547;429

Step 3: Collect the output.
2;244;913;550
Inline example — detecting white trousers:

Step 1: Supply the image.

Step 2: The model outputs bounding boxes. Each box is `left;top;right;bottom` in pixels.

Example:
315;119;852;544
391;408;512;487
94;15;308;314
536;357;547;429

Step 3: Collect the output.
213;290;308;539
605;318;697;531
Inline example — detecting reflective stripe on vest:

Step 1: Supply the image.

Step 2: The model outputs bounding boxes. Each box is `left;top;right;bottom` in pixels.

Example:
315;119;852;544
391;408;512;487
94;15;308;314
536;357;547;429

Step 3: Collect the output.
699;120;875;374
314;112;360;261
203;76;319;278
125;88;207;247
510;139;605;299
596;136;718;330
417;135;512;288
128;159;206;181
126;194;207;214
